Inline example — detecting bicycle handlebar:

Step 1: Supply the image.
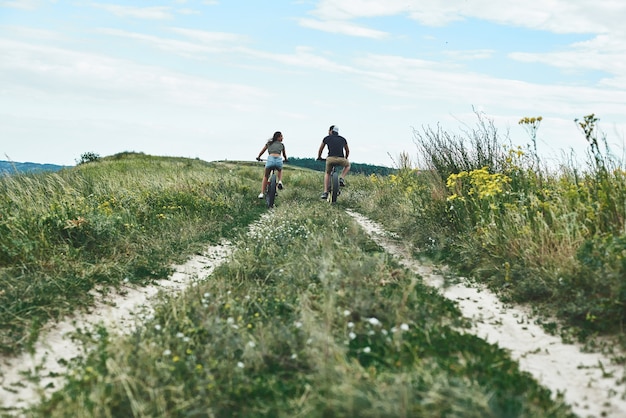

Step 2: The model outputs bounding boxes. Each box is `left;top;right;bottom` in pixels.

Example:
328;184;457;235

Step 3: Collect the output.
256;158;289;163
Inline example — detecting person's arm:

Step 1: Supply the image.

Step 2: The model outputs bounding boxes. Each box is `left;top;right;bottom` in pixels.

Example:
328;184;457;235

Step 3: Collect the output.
282;146;288;162
344;142;350;159
317;141;325;159
256;144;268;160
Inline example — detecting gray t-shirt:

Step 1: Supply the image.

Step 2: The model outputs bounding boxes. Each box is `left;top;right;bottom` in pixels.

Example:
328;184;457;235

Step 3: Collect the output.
267;141;284;155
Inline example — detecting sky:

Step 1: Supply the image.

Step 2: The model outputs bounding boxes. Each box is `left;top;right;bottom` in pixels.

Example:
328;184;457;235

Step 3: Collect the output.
1;1;626;168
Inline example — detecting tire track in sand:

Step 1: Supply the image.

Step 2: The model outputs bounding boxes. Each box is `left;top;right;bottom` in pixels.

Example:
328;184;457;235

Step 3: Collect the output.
347;209;626;418
0;242;232;413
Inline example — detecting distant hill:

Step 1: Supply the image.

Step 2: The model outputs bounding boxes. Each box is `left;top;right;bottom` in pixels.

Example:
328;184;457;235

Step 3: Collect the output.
0;160;70;175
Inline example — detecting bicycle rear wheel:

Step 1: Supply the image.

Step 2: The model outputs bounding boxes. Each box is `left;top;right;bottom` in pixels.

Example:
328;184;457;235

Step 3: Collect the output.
330;168;339;203
266;172;277;208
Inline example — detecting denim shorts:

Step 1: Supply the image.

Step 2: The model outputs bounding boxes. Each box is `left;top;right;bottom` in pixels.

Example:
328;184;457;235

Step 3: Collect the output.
265;155;283;170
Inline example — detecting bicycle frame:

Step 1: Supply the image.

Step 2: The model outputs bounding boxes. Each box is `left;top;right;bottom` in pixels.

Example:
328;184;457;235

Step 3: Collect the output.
257;158;280;209
265;167;278;208
319;159;341;204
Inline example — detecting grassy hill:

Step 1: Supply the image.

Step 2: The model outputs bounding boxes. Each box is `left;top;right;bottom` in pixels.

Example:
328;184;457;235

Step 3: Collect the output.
0;151;577;417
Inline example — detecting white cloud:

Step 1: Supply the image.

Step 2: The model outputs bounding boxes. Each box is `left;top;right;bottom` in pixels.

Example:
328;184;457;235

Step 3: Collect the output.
98;28;228;56
354;53;626;118
311;0;409;20
308;1;626;95
312;0;623;34
0;0;45;10
510;33;626;86
169;27;247;44
0;39;268;108
241;45;356;74
91;3;173;20
299;18;389;39
0;24;64;41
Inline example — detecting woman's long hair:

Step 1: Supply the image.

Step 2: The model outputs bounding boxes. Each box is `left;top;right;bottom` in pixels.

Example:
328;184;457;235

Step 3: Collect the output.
267;131;282;145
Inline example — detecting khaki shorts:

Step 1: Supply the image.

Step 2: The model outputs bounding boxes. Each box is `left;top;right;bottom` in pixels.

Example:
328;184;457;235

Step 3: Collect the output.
325;156;349;174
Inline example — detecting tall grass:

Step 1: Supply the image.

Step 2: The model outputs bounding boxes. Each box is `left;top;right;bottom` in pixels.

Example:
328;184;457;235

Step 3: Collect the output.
29;203;573;417
352;113;626;340
0;150;602;416
0;153;266;355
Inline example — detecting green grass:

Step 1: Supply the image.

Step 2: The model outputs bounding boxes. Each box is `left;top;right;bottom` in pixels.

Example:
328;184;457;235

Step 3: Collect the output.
0;153;266;355
8;146;626;417
29;203;573;417
0;151;577;417
350;113;626;346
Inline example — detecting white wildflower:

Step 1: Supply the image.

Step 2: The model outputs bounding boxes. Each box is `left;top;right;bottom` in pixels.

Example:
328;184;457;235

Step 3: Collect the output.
163;349;171;356
237;362;244;368
367;317;382;326
347;322;354;328
400;323;409;331
363;347;371;353
349;332;356;340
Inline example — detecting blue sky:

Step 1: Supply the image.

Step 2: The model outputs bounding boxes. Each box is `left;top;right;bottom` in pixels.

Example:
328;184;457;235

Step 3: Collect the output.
1;1;625;167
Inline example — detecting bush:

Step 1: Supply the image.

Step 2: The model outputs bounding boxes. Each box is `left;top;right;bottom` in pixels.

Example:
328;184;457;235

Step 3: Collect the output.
76;152;101;165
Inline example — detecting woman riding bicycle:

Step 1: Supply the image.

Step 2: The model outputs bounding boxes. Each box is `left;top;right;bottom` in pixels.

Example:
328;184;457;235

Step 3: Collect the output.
256;131;288;199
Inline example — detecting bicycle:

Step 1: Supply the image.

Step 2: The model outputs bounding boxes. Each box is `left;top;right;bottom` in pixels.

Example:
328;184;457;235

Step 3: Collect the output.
318;158;341;204
256;158;282;209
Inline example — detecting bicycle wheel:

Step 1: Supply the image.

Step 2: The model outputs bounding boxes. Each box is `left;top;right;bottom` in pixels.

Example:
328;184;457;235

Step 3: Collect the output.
330;168;339;204
266;172;277;208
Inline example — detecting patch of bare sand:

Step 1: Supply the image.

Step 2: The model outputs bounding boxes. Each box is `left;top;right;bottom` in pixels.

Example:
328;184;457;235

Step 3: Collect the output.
347;209;626;418
0;241;232;413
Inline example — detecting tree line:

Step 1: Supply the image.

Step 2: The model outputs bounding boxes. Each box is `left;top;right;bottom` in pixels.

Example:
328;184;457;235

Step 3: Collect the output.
286;157;396;176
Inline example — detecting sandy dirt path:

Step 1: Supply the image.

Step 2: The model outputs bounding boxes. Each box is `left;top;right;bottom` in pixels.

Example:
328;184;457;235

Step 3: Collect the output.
0;242;232;413
3;210;626;418
346;209;626;418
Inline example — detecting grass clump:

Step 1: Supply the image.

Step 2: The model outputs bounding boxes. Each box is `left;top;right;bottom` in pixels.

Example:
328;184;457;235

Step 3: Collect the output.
0;153;266;355
29;203;573;417
352;111;626;342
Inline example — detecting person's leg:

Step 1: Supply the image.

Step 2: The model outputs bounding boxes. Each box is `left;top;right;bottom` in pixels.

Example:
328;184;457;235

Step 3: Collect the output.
261;167;271;193
324;159;335;192
277;169;284;189
340;158;350;178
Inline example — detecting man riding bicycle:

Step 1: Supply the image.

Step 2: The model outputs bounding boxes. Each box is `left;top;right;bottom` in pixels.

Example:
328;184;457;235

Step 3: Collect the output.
317;125;350;200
